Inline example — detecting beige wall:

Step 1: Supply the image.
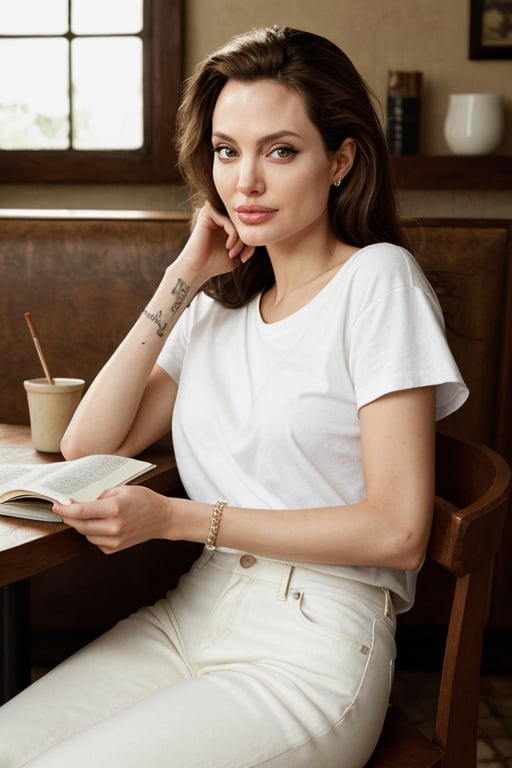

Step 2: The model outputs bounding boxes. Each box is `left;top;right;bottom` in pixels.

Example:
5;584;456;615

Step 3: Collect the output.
185;0;511;156
0;0;510;217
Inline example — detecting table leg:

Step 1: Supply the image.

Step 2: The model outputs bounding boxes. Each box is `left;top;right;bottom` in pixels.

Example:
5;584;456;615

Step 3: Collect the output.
1;579;31;704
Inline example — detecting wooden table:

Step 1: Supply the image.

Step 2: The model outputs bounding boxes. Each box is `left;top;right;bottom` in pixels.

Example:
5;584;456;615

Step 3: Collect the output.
0;424;180;703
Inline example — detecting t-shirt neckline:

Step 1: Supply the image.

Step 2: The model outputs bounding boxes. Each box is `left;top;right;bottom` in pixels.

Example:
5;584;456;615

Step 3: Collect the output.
255;245;371;329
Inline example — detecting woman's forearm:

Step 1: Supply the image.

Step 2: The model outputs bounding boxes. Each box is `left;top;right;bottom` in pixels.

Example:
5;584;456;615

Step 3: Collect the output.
60;259;205;458
167;494;432;572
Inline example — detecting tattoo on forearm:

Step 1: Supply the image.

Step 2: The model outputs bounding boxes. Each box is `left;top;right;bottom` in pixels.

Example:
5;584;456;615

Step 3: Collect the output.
170;278;190;315
142;308;168;337
142;278;191;337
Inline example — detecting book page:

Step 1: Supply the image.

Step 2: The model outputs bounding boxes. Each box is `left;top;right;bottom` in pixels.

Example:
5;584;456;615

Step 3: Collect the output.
0;462;67;490
0;455;154;505
0;464;45;486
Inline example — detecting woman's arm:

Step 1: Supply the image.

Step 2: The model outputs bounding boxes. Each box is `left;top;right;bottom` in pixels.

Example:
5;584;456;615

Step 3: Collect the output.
61;204;254;459
58;386;435;571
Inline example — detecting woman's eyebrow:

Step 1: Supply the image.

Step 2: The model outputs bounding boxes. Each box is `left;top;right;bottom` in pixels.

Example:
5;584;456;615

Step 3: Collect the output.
211;129;303;143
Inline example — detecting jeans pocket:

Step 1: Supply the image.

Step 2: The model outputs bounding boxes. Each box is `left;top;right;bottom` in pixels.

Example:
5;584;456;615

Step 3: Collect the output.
289;590;372;656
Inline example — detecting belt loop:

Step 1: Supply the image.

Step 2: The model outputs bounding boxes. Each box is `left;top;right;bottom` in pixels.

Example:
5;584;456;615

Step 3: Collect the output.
278;564;293;600
383;588;395;620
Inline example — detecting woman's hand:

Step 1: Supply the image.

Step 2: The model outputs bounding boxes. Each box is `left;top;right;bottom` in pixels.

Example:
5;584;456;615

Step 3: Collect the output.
55;485;173;555
177;202;255;281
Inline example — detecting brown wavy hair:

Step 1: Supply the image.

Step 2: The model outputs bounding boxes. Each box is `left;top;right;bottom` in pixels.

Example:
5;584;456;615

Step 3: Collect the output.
176;26;406;308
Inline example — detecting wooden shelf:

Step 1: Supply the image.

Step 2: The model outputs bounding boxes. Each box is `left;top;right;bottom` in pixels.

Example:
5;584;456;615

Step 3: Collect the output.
390;155;512;191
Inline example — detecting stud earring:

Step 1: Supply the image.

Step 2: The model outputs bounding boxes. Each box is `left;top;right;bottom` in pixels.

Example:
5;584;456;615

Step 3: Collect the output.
333;178;342;188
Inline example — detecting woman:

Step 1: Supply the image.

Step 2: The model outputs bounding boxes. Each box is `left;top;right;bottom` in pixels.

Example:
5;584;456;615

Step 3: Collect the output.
0;26;467;768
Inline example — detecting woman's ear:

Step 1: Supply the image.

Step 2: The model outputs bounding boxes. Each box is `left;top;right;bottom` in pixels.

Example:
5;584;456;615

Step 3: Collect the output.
332;138;356;185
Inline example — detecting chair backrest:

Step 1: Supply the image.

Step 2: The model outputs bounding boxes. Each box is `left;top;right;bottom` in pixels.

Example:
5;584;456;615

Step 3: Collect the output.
367;431;510;768
429;432;510;767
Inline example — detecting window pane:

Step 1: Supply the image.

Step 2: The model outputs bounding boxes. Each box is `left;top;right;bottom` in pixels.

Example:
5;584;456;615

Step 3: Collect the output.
0;0;68;35
72;37;143;149
0;39;69;149
72;0;143;34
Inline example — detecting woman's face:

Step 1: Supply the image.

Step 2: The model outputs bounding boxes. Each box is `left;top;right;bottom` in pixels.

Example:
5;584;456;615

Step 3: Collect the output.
211;78;340;252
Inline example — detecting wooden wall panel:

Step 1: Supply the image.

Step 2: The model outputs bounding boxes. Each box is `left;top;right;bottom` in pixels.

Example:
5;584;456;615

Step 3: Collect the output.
0;213;190;424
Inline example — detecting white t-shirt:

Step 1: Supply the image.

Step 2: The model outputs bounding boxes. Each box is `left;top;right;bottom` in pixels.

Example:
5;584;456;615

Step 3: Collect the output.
157;243;468;612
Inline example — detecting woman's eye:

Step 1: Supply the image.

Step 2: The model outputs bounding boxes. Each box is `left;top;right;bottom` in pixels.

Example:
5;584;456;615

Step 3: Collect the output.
271;147;297;160
213;145;237;159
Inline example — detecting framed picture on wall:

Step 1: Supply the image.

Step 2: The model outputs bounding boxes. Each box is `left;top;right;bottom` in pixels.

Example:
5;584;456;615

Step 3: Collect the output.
470;0;512;58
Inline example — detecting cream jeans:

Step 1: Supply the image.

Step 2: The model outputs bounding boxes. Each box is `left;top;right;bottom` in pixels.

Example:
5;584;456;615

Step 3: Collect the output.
0;549;396;768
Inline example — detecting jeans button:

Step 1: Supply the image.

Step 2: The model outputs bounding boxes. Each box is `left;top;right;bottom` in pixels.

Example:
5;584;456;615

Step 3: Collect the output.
240;554;256;568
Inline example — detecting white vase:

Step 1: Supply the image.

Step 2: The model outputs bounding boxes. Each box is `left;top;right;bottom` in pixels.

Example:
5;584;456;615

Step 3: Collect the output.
444;93;504;155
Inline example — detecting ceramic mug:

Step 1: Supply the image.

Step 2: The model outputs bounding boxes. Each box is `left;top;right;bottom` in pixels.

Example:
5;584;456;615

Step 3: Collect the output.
24;377;85;453
444;93;504;155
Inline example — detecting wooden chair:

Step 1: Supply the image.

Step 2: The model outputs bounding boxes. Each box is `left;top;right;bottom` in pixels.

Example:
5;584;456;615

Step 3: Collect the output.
365;431;511;768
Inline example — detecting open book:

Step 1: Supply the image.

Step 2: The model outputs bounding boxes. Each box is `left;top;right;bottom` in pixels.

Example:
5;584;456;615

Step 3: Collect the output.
0;454;156;522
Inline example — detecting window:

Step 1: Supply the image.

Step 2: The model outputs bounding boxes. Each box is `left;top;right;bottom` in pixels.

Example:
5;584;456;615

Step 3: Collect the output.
0;0;183;182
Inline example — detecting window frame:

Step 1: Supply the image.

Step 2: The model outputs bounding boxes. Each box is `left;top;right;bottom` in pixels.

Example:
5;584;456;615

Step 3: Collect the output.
0;0;183;183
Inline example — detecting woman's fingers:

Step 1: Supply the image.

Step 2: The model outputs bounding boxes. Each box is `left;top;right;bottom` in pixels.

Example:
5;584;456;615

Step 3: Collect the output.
204;202;255;263
180;203;256;280
55;486;173;555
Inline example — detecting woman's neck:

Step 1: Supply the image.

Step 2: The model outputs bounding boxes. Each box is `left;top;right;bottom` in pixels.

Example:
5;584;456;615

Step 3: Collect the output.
261;238;358;323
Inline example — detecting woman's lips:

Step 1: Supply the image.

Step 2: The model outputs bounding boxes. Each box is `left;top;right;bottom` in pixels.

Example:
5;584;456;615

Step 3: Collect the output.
235;206;277;225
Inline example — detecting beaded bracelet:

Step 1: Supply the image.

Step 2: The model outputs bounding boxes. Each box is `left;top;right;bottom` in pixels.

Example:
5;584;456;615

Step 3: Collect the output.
205;500;227;550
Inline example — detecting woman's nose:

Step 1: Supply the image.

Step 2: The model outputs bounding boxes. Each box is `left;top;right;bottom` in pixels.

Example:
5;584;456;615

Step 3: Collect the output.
237;161;264;195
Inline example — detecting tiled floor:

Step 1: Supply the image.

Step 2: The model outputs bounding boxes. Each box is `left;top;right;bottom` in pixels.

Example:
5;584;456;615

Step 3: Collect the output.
391;670;512;767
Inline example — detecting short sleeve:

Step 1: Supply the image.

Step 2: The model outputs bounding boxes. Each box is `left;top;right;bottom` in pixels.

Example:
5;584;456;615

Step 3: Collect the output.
156;291;217;384
156;308;189;383
348;263;468;421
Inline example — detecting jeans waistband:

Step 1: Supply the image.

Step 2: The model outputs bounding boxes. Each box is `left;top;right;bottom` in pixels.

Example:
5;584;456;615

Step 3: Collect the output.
194;548;394;619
